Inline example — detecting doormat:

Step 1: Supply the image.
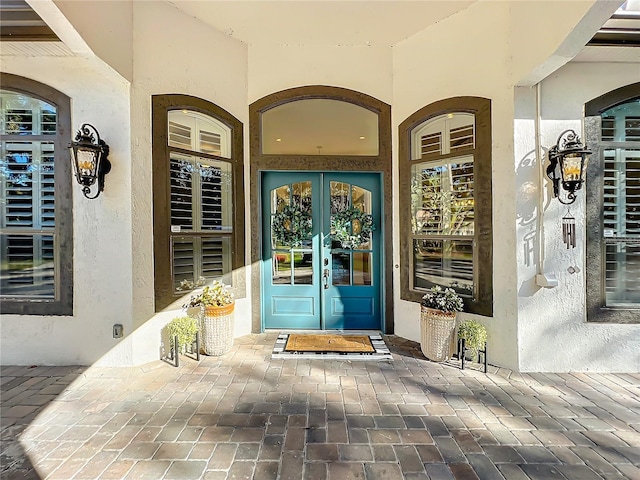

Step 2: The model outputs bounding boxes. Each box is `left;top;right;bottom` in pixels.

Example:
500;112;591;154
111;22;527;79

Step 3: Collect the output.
272;333;393;360
286;334;374;353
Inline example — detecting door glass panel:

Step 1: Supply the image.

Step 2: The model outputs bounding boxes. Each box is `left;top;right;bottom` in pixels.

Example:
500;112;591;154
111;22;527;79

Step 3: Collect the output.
352;252;372;286
293;250;313;285
273;251;292;284
330;182;349;214
413;238;474;297
262;99;379;155
270;181;313;284
332;253;351;285
352;185;372;249
271;185;290;215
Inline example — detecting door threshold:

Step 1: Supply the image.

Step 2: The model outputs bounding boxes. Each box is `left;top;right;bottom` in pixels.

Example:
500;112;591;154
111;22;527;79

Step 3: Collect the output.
265;329;383;335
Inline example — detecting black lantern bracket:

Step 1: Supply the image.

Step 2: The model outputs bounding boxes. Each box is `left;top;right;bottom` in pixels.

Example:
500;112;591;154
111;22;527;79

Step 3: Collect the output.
69;123;111;199
545;129;591;205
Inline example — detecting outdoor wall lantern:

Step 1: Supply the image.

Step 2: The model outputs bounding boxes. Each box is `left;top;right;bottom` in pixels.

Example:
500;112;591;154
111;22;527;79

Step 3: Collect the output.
69;123;111;199
546;129;591;205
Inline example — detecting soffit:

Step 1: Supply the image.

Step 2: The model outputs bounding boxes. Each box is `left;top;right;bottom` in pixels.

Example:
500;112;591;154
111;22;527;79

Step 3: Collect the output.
168;0;477;46
0;0;59;41
576;2;640;62
572;45;640;62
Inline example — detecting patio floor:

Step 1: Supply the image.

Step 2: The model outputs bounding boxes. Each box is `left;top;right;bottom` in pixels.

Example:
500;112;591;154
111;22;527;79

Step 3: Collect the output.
1;333;639;480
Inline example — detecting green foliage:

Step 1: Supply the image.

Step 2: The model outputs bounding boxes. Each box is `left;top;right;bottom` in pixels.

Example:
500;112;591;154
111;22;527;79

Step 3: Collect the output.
421;285;464;313
183;280;234;308
166;315;198;351
272;204;313;247
330;206;375;249
457;319;487;357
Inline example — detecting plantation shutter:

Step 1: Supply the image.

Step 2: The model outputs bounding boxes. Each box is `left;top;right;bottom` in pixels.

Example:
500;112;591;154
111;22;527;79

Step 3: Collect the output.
1;99;57;297
602;108;640;306
410;113;476;298
166;110;232;292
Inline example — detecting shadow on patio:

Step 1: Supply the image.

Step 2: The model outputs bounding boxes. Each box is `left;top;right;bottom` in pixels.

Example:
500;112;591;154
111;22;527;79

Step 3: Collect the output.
1;334;639;479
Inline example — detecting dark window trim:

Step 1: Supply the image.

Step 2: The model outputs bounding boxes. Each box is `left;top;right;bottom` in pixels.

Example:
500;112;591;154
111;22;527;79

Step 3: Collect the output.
249;85;393;334
152;94;245;311
585;82;640;116
399;97;493;317
0;72;73;316
585;83;640;324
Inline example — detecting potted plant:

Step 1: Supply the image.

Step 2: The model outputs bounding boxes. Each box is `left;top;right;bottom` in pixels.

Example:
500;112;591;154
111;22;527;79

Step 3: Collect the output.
420;286;464;362
184;280;234;356
165;315;199;359
457;319;487;361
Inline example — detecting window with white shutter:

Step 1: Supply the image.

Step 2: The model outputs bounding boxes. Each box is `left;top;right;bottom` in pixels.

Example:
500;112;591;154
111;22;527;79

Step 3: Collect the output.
586;84;640;323
153;96;244;310
0;75;73;315
410;114;476;298
400;98;492;317
600;100;640;307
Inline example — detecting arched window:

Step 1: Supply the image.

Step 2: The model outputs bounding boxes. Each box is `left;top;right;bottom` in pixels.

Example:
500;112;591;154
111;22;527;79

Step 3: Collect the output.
585;83;640;323
399;97;492;316
0;73;73;315
152;95;244;311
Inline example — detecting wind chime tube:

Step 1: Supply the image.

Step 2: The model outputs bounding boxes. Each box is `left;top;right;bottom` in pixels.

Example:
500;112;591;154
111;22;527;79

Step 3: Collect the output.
562;212;576;249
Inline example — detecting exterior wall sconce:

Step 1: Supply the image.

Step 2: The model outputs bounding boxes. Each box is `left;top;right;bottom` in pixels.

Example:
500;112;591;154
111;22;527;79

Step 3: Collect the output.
545;129;591;205
69;123;111;199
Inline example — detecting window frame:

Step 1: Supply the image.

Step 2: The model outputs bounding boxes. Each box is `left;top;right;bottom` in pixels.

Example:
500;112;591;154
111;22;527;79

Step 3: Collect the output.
585;82;640;324
152;95;245;311
0;73;73;316
399;97;493;317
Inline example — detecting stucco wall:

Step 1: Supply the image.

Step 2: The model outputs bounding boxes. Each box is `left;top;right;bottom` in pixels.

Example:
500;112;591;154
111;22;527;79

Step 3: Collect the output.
0;56;133;366
515;62;640;372
129;0;250;365
391;1;520;370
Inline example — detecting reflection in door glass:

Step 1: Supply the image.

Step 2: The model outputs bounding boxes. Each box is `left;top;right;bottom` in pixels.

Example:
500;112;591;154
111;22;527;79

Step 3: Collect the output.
332;253;351;285
353;252;372;285
293;250;313;285
270;181;314;285
330;182;349;214
271;185;290;214
272;252;292;284
352;185;372;249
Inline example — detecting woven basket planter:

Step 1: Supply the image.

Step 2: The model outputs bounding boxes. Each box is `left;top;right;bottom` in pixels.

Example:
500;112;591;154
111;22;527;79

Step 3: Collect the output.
420;306;457;362
200;303;235;356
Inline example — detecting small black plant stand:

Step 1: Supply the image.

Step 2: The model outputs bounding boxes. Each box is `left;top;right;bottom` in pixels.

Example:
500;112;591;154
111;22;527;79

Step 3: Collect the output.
170;332;201;367
456;338;487;373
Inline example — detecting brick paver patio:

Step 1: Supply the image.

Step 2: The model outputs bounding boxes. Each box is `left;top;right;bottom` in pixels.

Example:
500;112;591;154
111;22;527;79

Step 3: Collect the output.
1;334;639;479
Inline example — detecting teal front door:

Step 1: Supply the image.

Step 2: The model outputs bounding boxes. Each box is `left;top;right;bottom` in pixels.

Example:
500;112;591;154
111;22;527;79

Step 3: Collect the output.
262;172;382;330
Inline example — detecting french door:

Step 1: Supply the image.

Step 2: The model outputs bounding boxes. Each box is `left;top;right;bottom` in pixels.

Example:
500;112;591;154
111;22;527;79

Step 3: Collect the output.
261;172;382;330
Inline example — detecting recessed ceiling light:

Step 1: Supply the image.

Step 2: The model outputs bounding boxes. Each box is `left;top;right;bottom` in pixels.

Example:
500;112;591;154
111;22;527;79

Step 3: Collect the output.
359;136;365;140
276;138;282;142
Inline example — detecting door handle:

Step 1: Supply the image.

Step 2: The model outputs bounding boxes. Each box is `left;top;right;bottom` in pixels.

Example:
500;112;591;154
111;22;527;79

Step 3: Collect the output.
323;268;330;289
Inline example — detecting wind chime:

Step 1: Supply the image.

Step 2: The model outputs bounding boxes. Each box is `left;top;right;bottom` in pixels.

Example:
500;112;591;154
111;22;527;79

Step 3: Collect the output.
562;209;576;249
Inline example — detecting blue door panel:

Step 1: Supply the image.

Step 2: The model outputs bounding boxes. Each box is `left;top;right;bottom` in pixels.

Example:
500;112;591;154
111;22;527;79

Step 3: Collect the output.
272;296;315;315
330;297;374;315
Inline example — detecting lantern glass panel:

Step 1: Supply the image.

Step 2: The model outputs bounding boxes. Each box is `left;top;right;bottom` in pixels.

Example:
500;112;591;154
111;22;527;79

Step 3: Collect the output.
561;153;584;182
76;148;97;176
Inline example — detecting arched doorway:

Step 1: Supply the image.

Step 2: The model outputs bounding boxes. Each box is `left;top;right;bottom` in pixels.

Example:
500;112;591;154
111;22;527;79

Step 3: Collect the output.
249;86;392;332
